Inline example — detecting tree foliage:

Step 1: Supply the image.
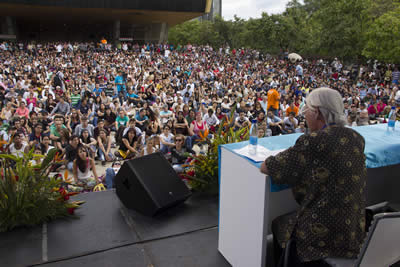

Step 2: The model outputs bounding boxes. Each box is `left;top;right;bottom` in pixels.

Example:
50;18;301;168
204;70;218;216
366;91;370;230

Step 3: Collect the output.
363;6;400;63
168;0;400;63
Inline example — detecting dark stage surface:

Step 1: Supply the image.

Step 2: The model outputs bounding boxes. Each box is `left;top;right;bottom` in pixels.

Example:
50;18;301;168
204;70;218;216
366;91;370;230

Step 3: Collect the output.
0;190;231;267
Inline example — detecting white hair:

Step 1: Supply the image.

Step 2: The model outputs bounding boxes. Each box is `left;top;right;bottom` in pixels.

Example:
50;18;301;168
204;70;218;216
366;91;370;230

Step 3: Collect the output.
306;87;346;126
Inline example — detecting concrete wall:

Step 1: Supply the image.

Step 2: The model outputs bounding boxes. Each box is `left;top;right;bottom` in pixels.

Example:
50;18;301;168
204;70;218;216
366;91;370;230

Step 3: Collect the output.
144;23;169;44
10;16;167;43
0;16;16;37
0;0;208;13
199;0;222;21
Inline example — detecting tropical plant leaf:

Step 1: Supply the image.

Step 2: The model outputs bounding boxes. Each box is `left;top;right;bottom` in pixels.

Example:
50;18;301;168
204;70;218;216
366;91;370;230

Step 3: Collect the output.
0;146;82;232
40;148;59;171
0;154;20;162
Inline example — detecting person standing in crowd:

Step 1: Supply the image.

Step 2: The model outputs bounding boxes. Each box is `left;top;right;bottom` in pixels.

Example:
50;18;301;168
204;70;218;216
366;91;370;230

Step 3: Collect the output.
260;88;366;266
115;70;126;101
267;86;280;116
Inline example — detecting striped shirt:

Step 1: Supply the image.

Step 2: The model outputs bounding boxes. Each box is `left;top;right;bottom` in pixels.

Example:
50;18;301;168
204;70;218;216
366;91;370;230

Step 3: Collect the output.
71;93;81;106
392;71;400;81
105;86;115;97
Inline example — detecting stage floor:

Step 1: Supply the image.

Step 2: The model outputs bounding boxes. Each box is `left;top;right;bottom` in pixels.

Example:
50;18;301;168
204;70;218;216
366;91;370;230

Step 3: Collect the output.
0;190;231;267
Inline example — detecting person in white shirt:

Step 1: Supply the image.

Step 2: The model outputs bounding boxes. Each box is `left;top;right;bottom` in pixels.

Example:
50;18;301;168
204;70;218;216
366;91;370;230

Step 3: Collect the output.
203;108;220;131
283;112;298;134
159;104;174;126
56;44;63;54
234;111;250;130
8;133;28;158
159;125;175;154
394;87;400;103
260;94;268;113
23;88;38;100
172;97;184;112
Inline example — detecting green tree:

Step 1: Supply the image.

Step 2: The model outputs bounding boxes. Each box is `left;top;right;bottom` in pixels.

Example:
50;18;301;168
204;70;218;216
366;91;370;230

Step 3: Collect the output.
168;0;399;63
168;20;201;46
310;0;368;60
363;6;400;63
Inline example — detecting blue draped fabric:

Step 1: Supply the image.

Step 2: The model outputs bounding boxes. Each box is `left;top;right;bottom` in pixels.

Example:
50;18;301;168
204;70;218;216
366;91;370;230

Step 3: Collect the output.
221;124;400;192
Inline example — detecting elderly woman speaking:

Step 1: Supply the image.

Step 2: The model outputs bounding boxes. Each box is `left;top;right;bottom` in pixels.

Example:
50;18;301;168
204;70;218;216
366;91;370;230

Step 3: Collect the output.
260;88;366;266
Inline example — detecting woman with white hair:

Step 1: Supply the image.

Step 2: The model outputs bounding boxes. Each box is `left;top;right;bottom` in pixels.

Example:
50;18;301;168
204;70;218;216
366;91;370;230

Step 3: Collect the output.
260;88;367;266
302;87;347;129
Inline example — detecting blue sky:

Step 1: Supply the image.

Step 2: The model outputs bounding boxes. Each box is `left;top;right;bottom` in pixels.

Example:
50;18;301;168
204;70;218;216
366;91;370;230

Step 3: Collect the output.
222;0;290;20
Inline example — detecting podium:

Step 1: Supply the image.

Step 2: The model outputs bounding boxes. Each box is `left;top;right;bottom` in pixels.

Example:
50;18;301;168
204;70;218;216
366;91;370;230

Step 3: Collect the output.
218;124;400;267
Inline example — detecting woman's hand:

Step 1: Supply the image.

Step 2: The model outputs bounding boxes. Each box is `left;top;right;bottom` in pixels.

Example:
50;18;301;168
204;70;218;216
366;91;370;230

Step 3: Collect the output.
260;161;269;175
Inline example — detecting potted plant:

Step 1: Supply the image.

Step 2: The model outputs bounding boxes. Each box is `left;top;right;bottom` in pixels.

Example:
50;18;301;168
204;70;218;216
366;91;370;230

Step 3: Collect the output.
0;148;84;232
184;108;250;194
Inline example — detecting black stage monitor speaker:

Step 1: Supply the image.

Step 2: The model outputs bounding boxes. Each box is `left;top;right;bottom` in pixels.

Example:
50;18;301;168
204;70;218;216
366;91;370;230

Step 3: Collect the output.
115;152;192;216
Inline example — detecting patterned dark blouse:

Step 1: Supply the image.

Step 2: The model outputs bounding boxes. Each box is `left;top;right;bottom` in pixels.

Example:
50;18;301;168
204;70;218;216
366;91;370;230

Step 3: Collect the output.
265;126;367;262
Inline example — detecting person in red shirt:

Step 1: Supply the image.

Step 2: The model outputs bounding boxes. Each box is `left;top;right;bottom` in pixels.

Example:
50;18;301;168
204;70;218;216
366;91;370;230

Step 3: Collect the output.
367;102;381;120
376;99;387;114
26;92;37;110
15;102;29;118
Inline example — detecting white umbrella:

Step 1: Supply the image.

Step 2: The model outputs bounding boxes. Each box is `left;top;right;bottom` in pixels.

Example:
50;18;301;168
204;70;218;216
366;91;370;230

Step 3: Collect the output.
288;53;302;63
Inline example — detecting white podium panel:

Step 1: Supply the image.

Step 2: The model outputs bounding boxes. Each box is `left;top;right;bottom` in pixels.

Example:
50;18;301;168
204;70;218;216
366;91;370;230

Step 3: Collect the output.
218;147;299;267
218;147;269;267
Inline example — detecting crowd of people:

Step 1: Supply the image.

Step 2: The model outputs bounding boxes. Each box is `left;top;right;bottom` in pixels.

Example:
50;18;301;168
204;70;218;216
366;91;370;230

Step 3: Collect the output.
0;41;399;189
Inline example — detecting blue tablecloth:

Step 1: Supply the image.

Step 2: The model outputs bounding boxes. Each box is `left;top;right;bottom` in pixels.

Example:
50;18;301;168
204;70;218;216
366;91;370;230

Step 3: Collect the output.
221;124;400;192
